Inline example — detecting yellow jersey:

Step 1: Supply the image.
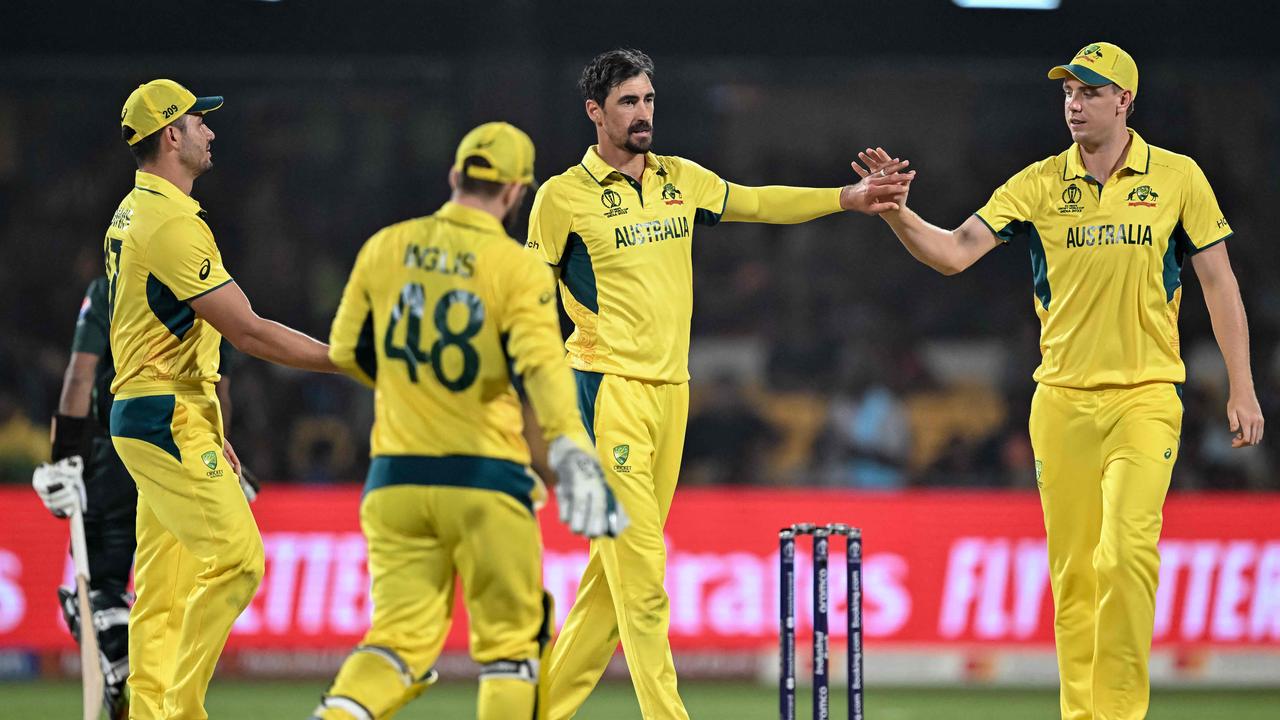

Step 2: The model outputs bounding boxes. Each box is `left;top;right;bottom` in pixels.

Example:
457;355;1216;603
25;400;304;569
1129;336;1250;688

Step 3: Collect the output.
105;171;233;399
329;201;587;505
527;146;842;384
976;130;1232;389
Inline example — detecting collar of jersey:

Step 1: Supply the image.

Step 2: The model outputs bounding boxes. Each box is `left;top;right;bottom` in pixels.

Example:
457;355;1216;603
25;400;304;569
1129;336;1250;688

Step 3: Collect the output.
579;146;667;186
1063;128;1150;181
134;171;204;215
436;200;506;235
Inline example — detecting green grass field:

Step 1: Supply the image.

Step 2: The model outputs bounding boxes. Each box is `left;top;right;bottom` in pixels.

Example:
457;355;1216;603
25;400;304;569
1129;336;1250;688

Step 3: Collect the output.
2;680;1278;719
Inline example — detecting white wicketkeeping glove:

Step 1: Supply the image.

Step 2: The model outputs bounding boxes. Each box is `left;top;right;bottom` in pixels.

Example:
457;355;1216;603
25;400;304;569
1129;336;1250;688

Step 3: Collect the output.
32;456;86;518
548;435;628;538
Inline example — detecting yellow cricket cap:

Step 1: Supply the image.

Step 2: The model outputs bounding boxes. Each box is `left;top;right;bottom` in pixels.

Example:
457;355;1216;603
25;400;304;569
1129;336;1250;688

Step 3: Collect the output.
1048;42;1139;98
452;122;536;186
120;79;223;146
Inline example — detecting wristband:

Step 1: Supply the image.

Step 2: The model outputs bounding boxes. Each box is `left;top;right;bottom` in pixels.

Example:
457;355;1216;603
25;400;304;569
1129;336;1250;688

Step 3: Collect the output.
51;413;91;462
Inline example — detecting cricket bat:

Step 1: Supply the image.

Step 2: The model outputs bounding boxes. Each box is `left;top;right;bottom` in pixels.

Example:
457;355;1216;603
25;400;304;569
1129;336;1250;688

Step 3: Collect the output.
70;507;104;720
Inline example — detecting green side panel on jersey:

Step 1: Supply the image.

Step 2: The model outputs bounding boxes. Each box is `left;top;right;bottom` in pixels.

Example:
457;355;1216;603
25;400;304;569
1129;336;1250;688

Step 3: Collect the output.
146;274;196;340
574;369;604;444
560;232;599;313
1163;223;1192;303
109;394;181;462
355;310;378;382
694;181;728;227
1023;222;1051;312
500;332;526;400
364;455;536;514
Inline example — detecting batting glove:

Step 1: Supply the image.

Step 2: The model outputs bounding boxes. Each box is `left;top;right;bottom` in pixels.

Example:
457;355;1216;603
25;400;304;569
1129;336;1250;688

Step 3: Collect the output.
32;456;86;518
548;435;628;538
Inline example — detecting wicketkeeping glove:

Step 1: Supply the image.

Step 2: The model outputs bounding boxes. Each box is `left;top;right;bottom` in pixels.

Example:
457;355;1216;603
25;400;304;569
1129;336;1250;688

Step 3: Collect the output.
32;456;86;518
548;435;628;538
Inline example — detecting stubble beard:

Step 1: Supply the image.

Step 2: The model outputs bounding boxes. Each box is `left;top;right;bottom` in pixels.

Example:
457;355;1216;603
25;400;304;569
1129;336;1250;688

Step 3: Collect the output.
180;146;212;178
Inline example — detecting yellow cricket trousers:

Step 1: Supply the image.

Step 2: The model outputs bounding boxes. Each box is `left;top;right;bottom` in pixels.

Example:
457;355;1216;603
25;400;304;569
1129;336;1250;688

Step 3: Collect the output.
322;459;551;720
110;392;264;720
1030;382;1182;720
543;371;690;720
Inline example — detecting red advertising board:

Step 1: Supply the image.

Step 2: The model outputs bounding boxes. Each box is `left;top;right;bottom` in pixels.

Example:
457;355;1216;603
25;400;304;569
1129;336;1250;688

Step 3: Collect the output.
3;488;1279;652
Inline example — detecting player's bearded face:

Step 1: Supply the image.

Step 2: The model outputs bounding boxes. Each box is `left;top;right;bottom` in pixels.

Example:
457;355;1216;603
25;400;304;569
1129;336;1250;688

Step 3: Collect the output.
175;114;215;176
602;75;655;154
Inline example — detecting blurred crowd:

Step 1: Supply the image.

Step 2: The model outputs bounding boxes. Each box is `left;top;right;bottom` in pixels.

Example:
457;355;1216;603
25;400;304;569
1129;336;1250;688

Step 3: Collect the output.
2;58;1278;491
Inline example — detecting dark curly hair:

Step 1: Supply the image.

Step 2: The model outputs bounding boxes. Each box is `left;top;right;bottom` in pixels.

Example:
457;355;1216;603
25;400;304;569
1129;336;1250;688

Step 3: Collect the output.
578;49;655;106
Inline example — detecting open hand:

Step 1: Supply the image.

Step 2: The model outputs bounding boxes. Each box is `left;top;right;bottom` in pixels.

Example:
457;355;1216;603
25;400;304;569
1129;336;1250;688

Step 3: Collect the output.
848;147;916;214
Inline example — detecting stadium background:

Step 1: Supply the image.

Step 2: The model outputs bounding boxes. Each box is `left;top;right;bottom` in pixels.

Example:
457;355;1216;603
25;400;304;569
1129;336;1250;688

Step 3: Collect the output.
1;0;1278;717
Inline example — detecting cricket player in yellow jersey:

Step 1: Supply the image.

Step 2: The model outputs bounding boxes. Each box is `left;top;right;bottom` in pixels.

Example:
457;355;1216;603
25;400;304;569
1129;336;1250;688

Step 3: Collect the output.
863;43;1264;719
108;79;336;720
527;49;913;719
314;122;627;720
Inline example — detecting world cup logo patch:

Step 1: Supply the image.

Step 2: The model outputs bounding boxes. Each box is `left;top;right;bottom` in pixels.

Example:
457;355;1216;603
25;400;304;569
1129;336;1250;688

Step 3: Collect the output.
1058;184;1084;214
601;188;628;218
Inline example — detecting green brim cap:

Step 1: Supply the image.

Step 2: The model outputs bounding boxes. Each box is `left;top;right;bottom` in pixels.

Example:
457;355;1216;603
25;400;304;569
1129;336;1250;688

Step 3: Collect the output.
1047;64;1113;86
189;96;224;114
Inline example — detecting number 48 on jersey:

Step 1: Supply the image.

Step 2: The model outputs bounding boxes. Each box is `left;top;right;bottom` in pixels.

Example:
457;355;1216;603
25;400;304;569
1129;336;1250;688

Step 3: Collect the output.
384;283;486;392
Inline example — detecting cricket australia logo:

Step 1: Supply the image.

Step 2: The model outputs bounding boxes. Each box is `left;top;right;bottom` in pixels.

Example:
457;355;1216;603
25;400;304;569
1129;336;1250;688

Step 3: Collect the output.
601;188;628;218
202;450;224;478
662;182;684;205
612;444;631;473
1077;44;1104;63
1058;184;1084;214
1034;460;1044;489
1126;185;1159;207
